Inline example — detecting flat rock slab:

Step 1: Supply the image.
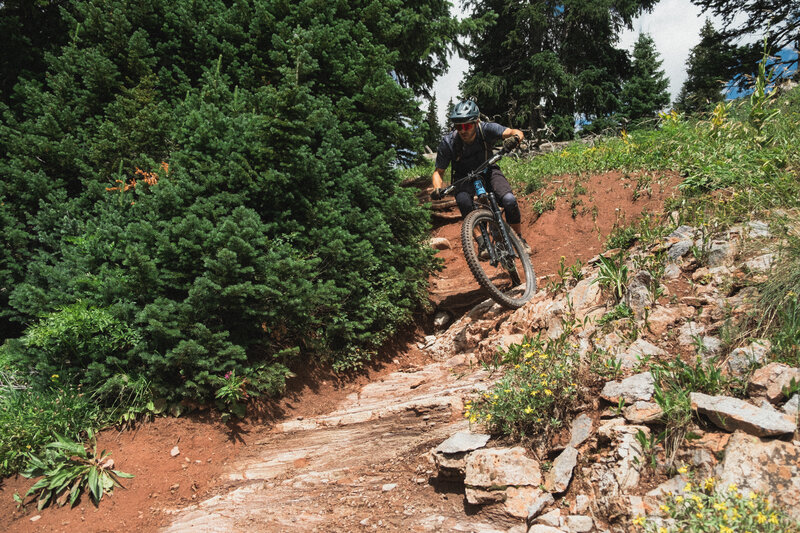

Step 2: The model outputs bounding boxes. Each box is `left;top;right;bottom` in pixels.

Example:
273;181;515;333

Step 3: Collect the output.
690;392;797;437
601;372;655;404
718;431;800;520
465;447;542;488
435;431;491;455
545;446;578;493
568;414;593;448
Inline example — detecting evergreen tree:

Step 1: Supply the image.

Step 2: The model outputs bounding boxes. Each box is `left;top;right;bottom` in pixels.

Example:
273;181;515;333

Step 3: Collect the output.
675;20;741;113
423;96;441;150
0;0;70;103
0;0;456;402
689;0;799;80
619;33;671;126
459;0;658;140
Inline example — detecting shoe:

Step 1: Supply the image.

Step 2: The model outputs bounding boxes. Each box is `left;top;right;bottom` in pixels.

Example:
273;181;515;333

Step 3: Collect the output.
475;235;490;261
518;235;532;255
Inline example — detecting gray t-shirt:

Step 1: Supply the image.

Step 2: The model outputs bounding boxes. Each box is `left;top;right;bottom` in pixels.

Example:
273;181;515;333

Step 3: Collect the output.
435;121;506;179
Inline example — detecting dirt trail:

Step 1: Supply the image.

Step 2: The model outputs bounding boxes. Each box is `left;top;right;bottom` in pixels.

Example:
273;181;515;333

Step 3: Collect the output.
0;169;680;533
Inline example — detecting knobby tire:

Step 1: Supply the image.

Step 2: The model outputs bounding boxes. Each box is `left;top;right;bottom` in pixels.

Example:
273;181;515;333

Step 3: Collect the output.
461;209;536;309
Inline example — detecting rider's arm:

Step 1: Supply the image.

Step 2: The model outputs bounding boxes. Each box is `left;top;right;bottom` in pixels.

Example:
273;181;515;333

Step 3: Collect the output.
432;168;447;189
502;128;524;142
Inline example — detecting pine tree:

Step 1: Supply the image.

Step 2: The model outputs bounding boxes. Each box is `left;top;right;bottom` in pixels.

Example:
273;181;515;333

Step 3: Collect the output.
423;96;441;150
459;0;658;140
689;0;799;81
619;33;671;127
0;0;455;400
675;20;741;113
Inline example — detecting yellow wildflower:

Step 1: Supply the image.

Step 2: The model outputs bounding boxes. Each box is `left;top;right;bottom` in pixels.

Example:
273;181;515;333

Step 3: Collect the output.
632;516;645;527
727;483;737;492
524;407;533;414
675;495;684;504
677;465;688;474
544;389;553;396
770;514;779;525
683;483;693;493
704;477;715;491
659;505;670;513
757;513;767;524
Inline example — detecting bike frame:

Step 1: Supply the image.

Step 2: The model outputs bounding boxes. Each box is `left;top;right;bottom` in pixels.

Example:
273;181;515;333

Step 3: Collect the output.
441;149;518;265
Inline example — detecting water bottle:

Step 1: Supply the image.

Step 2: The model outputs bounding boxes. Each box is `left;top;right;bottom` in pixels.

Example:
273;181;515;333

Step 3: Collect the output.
474;179;486;196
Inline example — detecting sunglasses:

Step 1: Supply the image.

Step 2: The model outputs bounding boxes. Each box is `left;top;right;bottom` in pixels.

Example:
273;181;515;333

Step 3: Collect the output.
454;122;476;132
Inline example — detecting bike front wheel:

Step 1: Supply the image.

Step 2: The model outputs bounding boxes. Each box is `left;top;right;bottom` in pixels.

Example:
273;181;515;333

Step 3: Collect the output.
462;209;536;309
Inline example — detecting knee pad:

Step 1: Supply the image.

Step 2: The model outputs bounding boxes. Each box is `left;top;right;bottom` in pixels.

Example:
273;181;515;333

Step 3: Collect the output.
501;192;521;224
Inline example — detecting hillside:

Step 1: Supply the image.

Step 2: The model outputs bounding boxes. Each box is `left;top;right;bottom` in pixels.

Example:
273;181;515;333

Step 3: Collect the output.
2;83;799;533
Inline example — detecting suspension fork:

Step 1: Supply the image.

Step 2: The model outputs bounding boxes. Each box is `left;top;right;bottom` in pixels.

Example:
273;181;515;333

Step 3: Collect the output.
476;192;518;265
485;192;518;260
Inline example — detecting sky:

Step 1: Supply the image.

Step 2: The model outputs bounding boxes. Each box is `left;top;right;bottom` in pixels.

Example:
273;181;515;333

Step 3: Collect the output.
431;0;715;126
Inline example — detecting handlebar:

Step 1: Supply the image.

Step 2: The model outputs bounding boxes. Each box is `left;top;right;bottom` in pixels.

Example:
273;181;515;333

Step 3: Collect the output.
439;148;509;198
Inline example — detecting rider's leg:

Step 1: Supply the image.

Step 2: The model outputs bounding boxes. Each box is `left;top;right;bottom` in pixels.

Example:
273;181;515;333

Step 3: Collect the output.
454;190;475;218
488;168;531;254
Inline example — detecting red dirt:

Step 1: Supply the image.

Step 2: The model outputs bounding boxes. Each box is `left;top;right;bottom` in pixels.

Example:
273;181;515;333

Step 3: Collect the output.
0;169;682;533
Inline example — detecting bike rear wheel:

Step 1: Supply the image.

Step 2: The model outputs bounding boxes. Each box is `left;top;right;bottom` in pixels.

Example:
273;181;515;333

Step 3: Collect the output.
462;209;536;309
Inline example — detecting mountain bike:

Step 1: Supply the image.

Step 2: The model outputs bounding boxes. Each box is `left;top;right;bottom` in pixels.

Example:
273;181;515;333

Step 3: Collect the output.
438;148;536;309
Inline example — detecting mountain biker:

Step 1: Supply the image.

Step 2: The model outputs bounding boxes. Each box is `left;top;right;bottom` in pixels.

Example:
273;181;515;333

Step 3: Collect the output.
430;100;531;255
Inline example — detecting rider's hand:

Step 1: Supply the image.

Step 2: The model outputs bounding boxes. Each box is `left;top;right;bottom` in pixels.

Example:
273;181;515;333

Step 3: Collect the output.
503;135;520;151
430;188;446;201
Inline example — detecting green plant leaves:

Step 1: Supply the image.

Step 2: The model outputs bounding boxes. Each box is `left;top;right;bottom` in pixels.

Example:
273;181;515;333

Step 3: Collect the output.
20;434;133;509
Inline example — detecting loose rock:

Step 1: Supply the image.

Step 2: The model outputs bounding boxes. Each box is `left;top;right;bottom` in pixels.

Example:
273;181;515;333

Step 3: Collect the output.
690;392;797;437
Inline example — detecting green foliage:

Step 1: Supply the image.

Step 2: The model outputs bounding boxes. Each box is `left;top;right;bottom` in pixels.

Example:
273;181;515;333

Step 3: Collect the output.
651;356;737;466
620;33;671;126
21;431;133;510
466;328;580;441
593;252;629;302
506;83;800;208
0;0;451;432
758;228;800;367
636;471;800;532
460;0;658;138
675;19;741;113
0;378;102;477
689;0;798;85
9;302;140;391
598;303;634;326
213;370;249;422
423;95;442;150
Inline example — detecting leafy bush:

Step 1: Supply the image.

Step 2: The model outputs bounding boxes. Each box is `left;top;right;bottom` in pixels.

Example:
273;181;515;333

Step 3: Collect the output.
0;0;445;416
0;378;102;476
636;471;800;532
466;330;580;441
8;302;140;390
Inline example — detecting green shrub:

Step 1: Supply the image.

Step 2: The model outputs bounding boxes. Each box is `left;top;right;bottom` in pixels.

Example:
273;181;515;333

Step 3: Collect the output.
466;331;580;441
10;302;140;390
636;470;800;532
0;378;101;477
